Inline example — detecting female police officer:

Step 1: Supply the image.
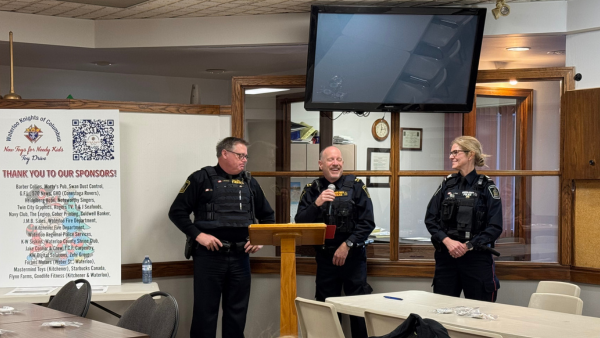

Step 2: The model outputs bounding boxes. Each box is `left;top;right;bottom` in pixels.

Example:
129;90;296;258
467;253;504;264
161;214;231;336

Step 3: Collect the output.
425;136;502;302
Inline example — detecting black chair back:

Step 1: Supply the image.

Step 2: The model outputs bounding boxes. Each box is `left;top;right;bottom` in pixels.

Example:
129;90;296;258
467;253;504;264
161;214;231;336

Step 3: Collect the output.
117;291;179;338
48;278;92;317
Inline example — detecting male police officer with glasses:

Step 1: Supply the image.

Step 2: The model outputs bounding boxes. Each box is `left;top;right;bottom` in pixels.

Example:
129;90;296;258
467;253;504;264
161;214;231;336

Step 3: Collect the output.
169;137;275;338
295;146;375;338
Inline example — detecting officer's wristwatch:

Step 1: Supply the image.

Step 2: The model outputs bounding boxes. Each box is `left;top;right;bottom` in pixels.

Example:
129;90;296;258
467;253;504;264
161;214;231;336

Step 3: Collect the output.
465;241;474;251
345;239;354;248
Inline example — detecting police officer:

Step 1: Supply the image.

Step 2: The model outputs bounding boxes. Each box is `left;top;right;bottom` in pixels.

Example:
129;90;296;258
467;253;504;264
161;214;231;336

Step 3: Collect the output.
295;146;375;338
425;136;502;302
168;137;275;338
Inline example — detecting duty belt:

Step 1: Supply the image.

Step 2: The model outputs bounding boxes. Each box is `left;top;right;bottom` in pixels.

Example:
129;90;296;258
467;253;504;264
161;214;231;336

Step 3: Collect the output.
218;240;247;253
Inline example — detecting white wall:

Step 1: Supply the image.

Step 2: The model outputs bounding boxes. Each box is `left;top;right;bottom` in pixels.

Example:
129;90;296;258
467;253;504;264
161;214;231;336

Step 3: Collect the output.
566;30;600;90
0;65;231;104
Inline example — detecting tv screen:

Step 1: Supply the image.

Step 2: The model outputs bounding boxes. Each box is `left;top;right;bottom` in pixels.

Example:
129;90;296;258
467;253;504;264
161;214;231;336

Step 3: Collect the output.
304;6;486;113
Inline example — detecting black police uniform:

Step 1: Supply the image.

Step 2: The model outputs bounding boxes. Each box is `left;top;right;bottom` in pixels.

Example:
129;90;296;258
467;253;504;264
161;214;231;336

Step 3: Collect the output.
425;169;502;302
168;164;274;338
295;175;375;338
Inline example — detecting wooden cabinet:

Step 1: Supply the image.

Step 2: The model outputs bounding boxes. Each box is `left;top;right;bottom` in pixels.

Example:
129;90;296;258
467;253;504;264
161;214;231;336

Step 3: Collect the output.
290;144;356;170
563;88;600;179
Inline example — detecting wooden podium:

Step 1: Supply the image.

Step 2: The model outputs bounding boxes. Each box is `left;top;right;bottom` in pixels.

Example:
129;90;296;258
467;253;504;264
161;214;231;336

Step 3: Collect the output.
249;223;326;336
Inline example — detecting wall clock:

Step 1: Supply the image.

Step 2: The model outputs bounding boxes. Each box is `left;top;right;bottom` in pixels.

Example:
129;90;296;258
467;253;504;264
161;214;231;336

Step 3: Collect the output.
372;118;389;141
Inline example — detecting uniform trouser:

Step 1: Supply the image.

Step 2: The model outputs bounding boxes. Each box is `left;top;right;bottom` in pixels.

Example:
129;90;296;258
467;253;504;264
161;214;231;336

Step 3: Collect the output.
433;249;500;302
191;246;251;338
315;246;372;338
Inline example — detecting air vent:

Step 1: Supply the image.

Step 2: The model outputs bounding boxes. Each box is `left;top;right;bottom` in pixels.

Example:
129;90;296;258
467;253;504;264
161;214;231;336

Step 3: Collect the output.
63;0;147;8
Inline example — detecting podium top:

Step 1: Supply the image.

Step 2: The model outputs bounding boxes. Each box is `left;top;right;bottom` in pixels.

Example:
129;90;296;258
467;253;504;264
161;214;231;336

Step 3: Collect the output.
249;223;326;246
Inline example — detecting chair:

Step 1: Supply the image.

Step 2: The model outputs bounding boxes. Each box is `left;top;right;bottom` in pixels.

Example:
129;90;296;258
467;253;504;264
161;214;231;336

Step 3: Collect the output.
364;310;406;337
47;278;91;317
535;281;581;297
364;310;503;338
117;291;179;338
528;293;583;315
295;297;344;338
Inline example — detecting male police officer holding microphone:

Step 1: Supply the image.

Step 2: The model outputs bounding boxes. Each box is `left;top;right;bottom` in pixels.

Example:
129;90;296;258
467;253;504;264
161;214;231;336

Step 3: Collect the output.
295;146;375;338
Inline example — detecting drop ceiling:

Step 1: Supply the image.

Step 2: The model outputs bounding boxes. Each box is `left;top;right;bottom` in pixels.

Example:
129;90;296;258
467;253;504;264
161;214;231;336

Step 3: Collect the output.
0;0;564;20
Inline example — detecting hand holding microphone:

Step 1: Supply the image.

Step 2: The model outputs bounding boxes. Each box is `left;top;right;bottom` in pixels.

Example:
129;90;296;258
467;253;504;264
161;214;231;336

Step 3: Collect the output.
316;184;336;207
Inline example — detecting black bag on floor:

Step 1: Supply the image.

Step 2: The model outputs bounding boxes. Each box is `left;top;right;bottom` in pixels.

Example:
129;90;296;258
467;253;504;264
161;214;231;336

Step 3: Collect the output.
369;313;450;338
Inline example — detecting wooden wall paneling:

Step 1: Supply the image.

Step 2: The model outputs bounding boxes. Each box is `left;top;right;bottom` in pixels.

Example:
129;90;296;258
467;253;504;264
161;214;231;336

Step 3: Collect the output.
562;88;600;179
561;87;600;266
571;266;600;285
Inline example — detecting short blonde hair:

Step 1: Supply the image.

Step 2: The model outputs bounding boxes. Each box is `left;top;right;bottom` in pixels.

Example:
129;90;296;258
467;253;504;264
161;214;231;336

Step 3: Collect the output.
451;136;490;167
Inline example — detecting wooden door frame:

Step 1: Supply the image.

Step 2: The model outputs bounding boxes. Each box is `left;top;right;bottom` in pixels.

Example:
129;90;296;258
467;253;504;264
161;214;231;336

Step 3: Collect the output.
467;86;534;258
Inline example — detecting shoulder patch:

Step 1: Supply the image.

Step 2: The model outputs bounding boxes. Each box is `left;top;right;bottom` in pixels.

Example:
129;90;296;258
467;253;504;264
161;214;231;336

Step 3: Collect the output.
355;177;362;183
488;185;501;199
306;183;312;187
299;190;306;201
362;185;371;199
179;180;191;193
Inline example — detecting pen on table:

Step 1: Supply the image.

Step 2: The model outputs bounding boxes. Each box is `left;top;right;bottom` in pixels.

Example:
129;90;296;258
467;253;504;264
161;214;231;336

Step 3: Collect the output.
384;296;403;301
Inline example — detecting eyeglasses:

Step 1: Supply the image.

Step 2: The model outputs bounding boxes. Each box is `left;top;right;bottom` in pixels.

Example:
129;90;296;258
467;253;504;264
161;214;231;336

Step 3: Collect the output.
449;150;469;157
227;150;249;160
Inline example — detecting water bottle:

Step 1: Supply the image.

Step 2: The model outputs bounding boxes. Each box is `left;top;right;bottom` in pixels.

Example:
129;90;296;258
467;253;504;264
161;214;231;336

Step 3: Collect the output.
142;255;152;284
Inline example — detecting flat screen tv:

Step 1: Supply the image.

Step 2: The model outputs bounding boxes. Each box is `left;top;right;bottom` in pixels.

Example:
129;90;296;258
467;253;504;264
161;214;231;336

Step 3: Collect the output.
304;6;486;113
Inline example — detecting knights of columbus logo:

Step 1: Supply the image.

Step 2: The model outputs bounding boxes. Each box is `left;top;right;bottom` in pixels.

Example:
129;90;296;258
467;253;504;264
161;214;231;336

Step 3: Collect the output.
24;125;43;143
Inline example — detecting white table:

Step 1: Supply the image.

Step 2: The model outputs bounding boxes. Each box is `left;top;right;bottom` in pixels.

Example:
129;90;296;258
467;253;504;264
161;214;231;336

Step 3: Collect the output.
0;282;159;303
326;290;600;338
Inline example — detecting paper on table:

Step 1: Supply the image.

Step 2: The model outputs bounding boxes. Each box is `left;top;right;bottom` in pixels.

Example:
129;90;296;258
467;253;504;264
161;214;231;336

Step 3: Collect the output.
6;287;57;296
403;237;431;242
91;286;108;293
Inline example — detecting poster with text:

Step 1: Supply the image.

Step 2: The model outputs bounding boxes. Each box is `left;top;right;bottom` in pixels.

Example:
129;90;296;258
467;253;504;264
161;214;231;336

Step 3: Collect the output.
0;110;121;287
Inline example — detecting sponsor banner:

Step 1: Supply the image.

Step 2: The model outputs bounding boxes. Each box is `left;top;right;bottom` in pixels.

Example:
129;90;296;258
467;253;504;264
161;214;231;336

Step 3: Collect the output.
0;110;121;286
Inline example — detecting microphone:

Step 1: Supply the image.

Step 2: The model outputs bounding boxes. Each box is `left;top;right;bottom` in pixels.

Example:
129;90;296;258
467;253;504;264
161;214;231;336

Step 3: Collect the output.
327;184;335;216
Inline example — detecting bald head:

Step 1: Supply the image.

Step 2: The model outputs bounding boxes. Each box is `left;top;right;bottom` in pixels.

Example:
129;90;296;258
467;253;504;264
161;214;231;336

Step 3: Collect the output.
319;146;344;183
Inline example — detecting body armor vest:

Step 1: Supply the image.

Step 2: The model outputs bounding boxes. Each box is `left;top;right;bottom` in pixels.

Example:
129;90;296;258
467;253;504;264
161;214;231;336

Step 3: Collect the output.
314;175;357;234
195;167;254;230
440;174;488;242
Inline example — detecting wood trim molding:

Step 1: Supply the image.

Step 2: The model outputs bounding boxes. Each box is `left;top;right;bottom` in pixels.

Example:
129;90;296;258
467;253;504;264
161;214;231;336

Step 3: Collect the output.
231;75;306;138
0;99;225;115
571;266;600;285
123;258;572;281
249;170;559;177
477;67;575;93
390;112;400;261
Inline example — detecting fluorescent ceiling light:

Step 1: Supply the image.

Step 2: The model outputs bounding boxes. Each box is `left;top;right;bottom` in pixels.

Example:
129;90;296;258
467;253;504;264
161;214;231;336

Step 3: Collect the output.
509;79;518;85
245;88;290;95
506;47;530;52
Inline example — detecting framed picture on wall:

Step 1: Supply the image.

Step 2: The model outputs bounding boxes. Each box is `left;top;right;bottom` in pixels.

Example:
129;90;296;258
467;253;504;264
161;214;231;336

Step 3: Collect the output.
366;148;390;188
400;127;423;151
